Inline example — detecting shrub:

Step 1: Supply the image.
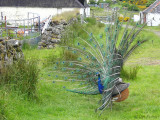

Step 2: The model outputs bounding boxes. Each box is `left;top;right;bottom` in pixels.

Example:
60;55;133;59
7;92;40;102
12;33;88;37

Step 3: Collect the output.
85;17;97;25
90;0;96;4
122;2;130;7
118;17;130;22
137;5;146;9
128;4;139;11
97;22;105;28
0;59;39;98
121;66;141;80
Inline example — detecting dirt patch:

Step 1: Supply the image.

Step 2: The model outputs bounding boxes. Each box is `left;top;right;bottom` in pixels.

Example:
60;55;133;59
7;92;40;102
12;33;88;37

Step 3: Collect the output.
126;57;160;65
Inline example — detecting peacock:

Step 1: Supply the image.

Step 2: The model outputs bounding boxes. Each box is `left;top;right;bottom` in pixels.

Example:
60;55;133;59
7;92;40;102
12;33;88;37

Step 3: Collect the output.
51;12;147;112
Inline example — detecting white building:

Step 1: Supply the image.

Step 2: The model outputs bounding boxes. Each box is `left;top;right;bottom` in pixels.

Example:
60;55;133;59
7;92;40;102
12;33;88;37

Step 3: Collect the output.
140;0;160;26
0;0;90;21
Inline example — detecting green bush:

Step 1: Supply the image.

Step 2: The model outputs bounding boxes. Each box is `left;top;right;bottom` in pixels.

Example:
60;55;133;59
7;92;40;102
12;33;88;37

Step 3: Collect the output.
0;59;39;98
121;66;141;80
97;22;105;28
85;17;97;25
122;2;130;7
128;4;139;11
90;0;96;4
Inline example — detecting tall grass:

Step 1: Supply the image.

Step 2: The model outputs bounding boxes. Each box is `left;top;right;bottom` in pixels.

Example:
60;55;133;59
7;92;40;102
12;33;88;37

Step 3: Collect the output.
52;9;80;21
0;59;39;98
121;66;141;80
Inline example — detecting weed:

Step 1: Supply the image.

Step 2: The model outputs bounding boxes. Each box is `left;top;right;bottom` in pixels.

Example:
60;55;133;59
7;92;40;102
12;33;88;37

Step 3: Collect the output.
97;22;105;28
85;17;97;25
0;59;39;99
121;66;141;80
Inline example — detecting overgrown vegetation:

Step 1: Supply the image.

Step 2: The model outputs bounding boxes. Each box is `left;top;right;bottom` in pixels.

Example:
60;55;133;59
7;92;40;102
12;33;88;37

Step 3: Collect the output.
0;59;39;99
52;10;80;22
121;66;141;80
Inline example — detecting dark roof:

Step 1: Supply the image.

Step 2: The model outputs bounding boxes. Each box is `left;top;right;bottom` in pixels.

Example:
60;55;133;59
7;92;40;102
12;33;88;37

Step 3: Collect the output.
143;0;160;13
0;0;89;8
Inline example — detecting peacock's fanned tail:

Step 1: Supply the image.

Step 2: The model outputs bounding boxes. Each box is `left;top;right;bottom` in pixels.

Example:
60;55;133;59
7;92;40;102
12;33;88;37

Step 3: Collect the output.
51;13;147;111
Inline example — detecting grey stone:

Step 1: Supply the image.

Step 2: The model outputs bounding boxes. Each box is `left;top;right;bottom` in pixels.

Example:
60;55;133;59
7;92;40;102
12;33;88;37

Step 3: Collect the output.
6;39;19;47
51;39;60;43
48;45;54;49
46;27;52;31
38;42;43;46
47;36;52;42
60;20;67;25
57;35;61;39
0;37;4;42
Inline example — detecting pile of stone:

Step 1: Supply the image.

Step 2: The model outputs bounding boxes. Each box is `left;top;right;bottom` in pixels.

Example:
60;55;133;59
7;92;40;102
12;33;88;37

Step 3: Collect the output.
0;38;23;71
38;18;78;49
38;20;67;49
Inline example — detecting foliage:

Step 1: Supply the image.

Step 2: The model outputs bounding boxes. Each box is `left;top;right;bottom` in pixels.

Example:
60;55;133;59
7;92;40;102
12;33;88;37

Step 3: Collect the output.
135;0;148;5
0;59;39;98
137;5;146;9
128;4;139;11
122;2;130;7
85;17;97;25
97;22;105;28
119;17;130;22
90;0;96;4
0;94;6;120
52;10;79;21
146;0;154;7
98;0;112;4
121;66;141;80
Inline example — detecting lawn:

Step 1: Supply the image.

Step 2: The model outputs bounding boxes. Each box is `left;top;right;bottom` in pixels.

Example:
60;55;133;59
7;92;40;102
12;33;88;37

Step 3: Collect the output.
1;21;160;120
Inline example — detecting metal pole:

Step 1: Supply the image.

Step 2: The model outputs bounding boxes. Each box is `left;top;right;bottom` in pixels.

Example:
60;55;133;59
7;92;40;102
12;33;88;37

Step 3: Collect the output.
28;12;29;34
5;16;6;31
38;16;40;34
24;19;25;39
15;20;17;38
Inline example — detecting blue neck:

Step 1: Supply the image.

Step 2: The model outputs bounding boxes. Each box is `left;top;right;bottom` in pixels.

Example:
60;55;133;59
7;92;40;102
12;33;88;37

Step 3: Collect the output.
98;74;104;94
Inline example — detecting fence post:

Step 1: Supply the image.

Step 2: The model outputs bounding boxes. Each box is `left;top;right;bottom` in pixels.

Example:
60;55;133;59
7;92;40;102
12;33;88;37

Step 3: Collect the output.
38;16;41;34
24;19;25;39
1;12;3;20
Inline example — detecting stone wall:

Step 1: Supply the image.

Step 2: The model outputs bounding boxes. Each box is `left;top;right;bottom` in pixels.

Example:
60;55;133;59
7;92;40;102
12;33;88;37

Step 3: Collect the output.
0;38;23;71
38;18;78;49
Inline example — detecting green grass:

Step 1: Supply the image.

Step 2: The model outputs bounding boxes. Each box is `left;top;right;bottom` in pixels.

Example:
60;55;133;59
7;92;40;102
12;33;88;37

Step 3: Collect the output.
1;19;160;119
1;65;160;120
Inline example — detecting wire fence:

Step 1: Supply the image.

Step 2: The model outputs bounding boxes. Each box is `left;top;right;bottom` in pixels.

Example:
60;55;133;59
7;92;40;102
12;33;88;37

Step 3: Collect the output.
0;12;41;40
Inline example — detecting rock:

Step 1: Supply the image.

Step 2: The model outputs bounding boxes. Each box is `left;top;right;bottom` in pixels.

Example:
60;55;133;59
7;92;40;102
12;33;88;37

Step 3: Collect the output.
48;45;54;49
52;21;60;25
47;36;52;42
51;39;60;43
55;24;64;30
46;27;52;31
0;37;4;42
38;42;43;46
60;20;67;25
6;39;19;47
0;38;23;71
57;35;61;39
38;19;68;49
